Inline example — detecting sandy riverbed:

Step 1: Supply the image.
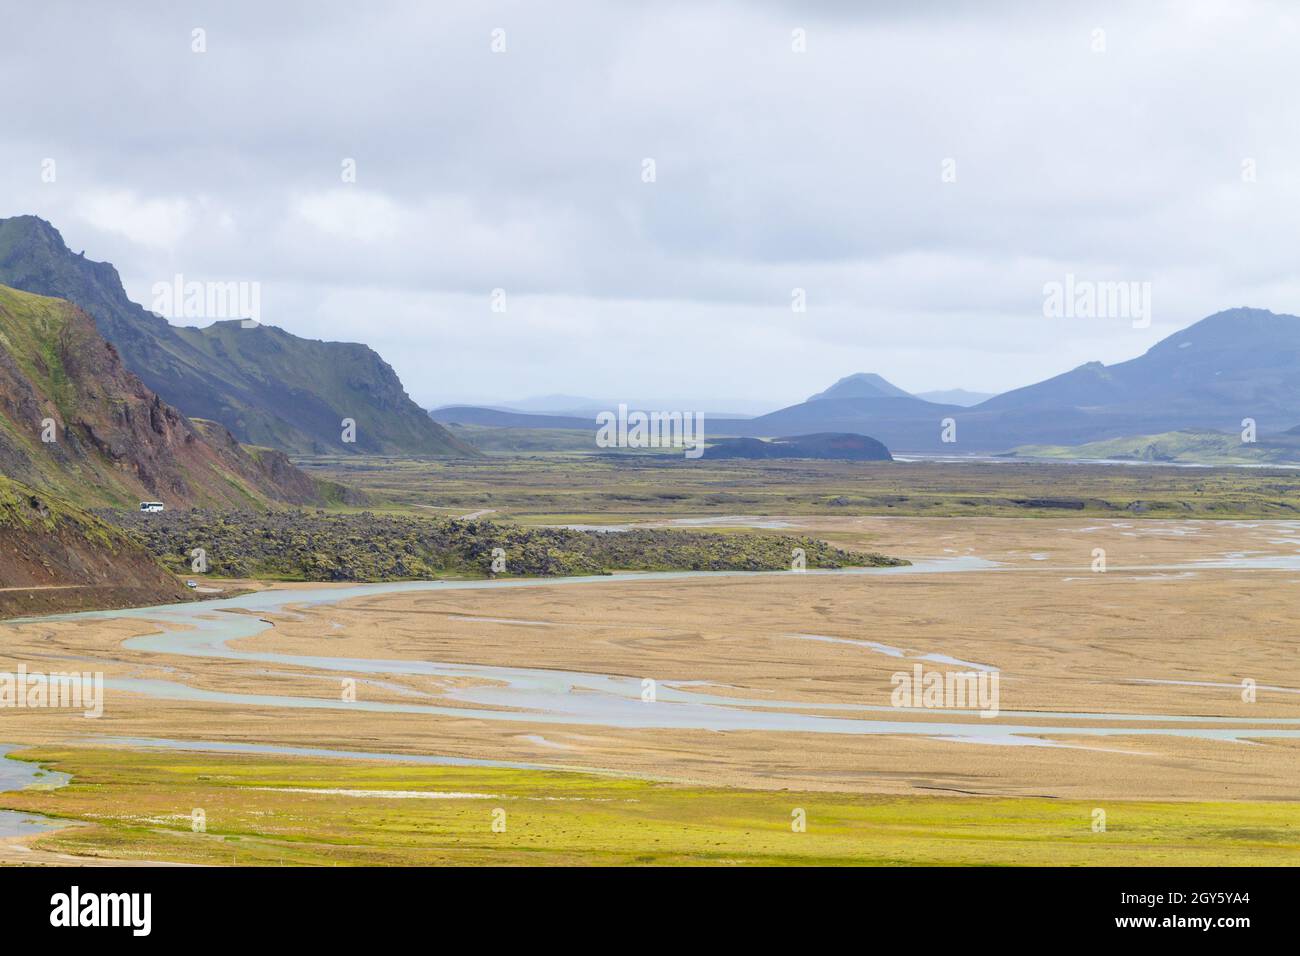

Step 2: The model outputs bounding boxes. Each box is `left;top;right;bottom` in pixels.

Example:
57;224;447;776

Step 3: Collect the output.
2;516;1299;801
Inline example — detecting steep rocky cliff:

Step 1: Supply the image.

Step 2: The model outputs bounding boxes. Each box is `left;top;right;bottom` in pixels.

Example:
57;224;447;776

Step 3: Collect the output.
0;215;475;456
0;283;357;509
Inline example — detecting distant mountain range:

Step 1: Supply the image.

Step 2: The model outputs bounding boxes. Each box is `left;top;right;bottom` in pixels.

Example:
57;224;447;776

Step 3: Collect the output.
0;283;355;509
0;216;472;457
446;382;993;418
432;406;599;430
437;308;1300;453
474;394;767;418
496;394;608;414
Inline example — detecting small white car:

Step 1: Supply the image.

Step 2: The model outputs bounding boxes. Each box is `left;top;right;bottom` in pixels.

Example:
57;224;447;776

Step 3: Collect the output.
185;580;198;589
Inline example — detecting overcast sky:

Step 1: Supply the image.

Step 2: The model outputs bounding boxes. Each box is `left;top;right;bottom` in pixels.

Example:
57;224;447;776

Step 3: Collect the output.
4;0;1299;410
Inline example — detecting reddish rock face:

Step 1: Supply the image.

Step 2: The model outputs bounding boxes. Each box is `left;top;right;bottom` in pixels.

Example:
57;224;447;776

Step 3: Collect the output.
0;282;357;509
0;214;473;457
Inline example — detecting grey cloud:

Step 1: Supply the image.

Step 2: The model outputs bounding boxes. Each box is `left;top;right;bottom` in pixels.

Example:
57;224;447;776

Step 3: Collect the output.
3;0;1298;404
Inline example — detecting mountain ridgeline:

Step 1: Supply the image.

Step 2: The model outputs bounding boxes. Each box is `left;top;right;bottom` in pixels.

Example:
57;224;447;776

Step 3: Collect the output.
435;309;1300;454
806;373;913;402
760;310;1300;449
0;283;355;509
0;215;473;457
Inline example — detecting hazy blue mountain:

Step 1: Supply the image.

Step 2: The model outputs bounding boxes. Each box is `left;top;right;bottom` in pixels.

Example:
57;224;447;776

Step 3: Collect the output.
981;308;1300;418
432;403;757;427
435;308;1300;454
807;373;913;401
481;395;767;417
915;389;996;406
431;406;594;429
727;308;1300;450
500;394;608;413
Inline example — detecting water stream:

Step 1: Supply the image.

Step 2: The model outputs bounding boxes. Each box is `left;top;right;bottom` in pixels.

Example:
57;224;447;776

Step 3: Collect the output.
8;559;1299;748
0;746;70;839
